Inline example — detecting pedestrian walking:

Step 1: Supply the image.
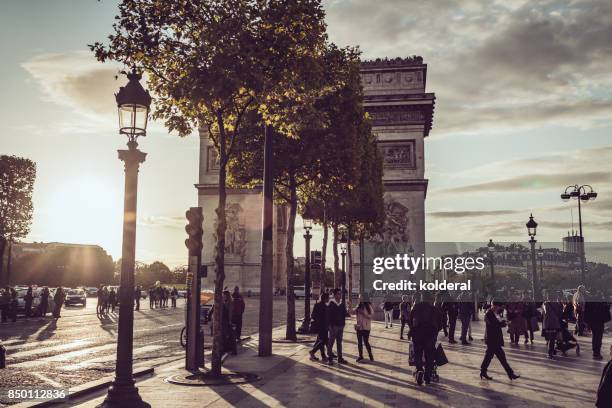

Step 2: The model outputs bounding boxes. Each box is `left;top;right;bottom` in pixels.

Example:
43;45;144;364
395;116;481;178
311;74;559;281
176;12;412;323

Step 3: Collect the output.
382;298;394;328
507;299;527;345
108;288;117;313
522;300;538;344
434;292;448;337
148;287;154;309
221;290;236;355
96;285;105;315
0;288;10;323
327;288;347;364
400;295;411;340
309;292;329;361
573;285;588;336
171;287;178;308
442;292;458;344
542;292;563;359
39;287;49;318
409;292;442;385
231;286;245;341
458;292;473;345
584;291;611;360
134;286;141;311
24;286;33;318
479;301;520;381
52;287;65;318
9;289;18;322
596;345;612;407
354;295;374;362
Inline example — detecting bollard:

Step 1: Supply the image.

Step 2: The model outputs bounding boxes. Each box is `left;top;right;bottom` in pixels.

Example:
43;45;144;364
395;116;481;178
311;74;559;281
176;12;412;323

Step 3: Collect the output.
0;344;6;368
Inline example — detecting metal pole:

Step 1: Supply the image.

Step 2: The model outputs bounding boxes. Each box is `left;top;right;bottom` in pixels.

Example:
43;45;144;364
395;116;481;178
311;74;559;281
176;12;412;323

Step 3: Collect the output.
298;231;311;333
577;192;586;283
359;236;365;297
258;124;273;357
341;251;346;306
529;238;540;302
99;141;148;408
489;253;495;292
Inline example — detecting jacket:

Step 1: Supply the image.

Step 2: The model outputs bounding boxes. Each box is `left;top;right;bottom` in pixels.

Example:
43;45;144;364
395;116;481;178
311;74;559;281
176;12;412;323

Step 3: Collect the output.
409;302;442;338
484;308;506;348
543;301;563;330
311;302;328;334
355;304;373;331
585;302;611;326
327;299;346;327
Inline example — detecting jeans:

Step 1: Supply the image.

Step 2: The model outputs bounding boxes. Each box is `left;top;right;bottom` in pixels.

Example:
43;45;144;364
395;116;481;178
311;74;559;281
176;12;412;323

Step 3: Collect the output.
448;313;458;341
591;322;604;356
311;331;328;358
232;315;243;340
400;318;410;338
413;334;436;381
328;325;344;359
356;329;373;359
460;315;471;341
384;310;393;327
481;346;513;375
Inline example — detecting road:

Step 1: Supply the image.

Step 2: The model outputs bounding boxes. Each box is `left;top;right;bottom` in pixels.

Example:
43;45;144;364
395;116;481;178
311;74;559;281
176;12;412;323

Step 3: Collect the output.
0;295;305;405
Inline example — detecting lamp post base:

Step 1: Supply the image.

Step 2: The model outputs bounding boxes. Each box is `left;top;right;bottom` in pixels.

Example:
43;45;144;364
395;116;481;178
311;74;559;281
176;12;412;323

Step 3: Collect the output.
297;319;310;334
96;382;150;408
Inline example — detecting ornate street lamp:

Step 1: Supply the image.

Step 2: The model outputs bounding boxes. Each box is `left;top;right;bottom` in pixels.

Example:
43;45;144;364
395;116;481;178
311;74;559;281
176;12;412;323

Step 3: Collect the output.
561;184;597;283
297;213;313;334
340;231;348;306
99;70;151;408
526;214;541;302
487;239;495;289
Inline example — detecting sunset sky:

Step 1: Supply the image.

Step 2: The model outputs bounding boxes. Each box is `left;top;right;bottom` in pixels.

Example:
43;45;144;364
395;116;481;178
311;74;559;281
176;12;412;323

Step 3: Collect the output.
2;0;611;267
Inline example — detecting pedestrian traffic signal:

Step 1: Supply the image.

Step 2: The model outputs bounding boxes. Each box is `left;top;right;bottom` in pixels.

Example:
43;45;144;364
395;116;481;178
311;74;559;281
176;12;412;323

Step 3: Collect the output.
311;250;322;265
185;207;204;255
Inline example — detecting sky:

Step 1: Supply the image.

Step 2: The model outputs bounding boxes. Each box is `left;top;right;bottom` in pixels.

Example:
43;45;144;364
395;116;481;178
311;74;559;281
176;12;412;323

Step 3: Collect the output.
1;0;611;267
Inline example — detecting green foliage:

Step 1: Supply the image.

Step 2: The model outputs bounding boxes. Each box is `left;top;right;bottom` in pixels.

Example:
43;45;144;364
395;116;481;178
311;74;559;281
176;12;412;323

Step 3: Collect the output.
0;155;36;285
135;261;175;287
11;246;114;287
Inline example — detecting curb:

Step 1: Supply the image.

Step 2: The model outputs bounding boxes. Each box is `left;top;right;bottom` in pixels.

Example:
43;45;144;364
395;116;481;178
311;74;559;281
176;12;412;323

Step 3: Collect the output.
12;367;154;408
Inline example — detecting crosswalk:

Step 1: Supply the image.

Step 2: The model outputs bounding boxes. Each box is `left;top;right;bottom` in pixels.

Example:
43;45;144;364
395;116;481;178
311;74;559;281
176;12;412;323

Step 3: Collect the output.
4;338;171;371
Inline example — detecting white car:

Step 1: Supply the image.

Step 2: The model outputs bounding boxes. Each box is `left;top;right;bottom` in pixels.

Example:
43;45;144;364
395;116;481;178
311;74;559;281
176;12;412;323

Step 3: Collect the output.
15;288;55;316
293;286;305;299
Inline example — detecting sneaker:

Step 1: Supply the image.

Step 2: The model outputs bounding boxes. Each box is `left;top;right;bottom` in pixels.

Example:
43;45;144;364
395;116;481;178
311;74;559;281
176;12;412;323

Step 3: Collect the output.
356;356;363;362
338;358;348;364
416;370;424;385
327;358;334;365
469;336;474;341
449;339;457;344
309;352;319;361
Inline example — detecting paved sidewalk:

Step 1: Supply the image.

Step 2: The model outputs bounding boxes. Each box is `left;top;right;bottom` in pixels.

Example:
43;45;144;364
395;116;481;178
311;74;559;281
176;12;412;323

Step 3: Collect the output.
64;315;608;407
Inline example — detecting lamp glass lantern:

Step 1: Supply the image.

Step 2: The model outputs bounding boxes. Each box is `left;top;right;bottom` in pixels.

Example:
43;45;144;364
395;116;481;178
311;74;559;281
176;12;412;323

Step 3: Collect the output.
487;239;495;253
115;70;152;140
526;214;538;237
339;232;348;254
303;217;313;231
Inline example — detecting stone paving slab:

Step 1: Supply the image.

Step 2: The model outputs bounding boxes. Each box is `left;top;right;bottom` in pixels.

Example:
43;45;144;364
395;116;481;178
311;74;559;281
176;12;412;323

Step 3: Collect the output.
64;314;610;408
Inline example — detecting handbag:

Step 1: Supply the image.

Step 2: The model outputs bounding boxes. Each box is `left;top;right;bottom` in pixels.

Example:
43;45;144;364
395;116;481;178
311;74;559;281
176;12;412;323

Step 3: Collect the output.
408;342;416;366
435;343;449;366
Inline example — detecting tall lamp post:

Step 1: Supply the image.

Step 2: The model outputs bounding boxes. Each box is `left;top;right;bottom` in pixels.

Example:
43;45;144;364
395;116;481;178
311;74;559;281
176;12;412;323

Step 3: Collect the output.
526;214;541;302
298;216;313;334
538;245;544;281
99;70;151;408
340;232;347;306
487;239;495;293
561;184;597;284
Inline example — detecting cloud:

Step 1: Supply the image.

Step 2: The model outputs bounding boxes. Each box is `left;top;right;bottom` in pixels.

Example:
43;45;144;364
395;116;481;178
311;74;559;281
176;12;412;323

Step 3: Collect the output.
428;210;520;218
324;0;612;135
22;51;120;119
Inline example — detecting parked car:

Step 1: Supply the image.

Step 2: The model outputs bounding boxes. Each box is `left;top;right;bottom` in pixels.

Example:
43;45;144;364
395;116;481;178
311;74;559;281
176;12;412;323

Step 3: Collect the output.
15;287;56;316
177;289;187;298
293;285;305;299
65;289;87;306
84;287;98;297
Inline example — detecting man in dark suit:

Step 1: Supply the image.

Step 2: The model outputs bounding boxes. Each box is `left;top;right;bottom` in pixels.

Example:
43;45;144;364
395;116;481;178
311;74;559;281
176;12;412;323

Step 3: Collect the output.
480;301;519;380
584;292;611;360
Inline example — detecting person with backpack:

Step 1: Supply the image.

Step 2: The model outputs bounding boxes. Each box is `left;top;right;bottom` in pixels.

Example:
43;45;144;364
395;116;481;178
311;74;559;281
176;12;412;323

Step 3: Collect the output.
231;286;246;341
409;291;442;385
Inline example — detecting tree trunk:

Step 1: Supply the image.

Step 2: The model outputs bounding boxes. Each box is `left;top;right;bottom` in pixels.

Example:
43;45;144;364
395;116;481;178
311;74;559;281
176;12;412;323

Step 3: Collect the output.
347;227;353;310
211;120;228;377
333;224;340;289
6;240;12;285
285;174;297;340
0;236;6;287
321;219;328;291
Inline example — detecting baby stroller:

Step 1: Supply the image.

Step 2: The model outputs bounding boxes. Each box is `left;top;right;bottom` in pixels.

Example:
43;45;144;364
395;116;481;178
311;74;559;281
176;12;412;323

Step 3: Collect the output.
556;320;580;356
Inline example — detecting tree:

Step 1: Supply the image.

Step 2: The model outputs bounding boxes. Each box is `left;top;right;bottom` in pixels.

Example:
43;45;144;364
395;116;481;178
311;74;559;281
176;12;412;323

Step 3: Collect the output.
91;0;328;376
0;155;36;286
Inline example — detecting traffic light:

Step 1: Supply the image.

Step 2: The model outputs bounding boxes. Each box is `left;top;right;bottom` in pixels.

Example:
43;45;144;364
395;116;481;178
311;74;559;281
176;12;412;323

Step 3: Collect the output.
185;207;203;255
311;250;322;266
